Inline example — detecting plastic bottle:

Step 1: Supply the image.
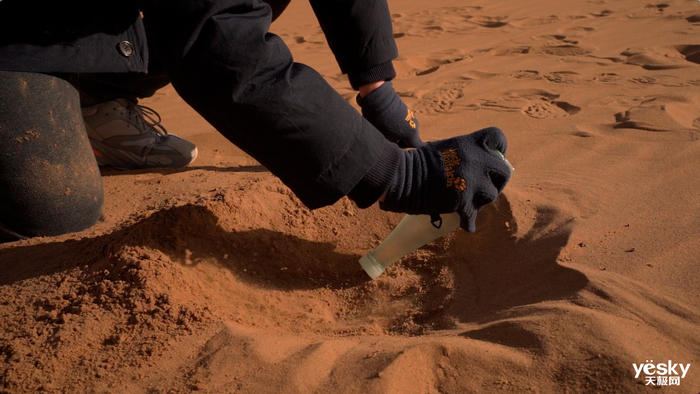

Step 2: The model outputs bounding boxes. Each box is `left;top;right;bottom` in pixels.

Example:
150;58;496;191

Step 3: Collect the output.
359;149;513;279
359;212;461;279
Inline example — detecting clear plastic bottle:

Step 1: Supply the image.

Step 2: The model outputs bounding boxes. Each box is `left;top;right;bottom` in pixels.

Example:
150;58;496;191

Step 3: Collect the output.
359;212;461;279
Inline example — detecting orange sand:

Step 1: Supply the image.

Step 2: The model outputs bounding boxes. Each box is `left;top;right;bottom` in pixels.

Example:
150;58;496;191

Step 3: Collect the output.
1;0;699;392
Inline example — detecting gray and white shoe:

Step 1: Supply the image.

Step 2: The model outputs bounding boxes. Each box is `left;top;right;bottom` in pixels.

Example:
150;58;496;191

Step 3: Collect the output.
82;99;197;170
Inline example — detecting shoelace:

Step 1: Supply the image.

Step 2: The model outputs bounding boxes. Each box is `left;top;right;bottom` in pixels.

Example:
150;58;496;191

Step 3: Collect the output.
125;103;169;140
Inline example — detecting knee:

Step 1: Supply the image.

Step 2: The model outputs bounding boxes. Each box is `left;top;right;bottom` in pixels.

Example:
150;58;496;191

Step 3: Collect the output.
0;71;104;243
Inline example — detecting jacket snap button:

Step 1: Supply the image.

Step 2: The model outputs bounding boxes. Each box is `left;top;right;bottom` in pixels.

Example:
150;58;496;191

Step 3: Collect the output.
117;41;134;57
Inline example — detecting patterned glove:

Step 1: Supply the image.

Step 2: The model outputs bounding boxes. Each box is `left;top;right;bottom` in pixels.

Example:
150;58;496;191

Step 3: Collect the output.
356;81;423;148
380;127;511;232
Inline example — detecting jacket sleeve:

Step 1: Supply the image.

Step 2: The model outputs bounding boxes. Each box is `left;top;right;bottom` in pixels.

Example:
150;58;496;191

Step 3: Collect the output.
140;0;392;209
309;0;398;83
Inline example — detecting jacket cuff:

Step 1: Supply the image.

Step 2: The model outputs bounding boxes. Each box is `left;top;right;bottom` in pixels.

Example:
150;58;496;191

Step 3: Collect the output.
347;142;403;208
347;61;397;90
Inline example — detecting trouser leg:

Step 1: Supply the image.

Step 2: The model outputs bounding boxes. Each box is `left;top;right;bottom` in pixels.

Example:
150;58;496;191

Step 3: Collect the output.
0;71;104;243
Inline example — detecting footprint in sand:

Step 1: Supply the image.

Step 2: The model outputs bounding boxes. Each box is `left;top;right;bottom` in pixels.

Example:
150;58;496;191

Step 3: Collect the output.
510;70;543;80
523;100;581;119
462;89;580;119
489;46;531;56
596;95;647;110
392;6;487;37
538;44;596;56
392;7;510;39
519;90;581;119
592;73;622;83
413;82;470;114
630;75;700;88
530;30;601;58
543;71;582;84
629;75;677;85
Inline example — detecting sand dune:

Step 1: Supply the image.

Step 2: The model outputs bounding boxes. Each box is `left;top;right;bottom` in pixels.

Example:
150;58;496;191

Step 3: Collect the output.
1;0;699;392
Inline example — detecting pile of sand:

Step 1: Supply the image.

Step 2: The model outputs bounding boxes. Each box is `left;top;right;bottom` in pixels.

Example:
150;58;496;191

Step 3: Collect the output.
1;0;699;392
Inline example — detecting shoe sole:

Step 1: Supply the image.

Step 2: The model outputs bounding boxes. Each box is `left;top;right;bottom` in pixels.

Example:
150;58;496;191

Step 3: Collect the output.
90;139;146;170
90;139;197;170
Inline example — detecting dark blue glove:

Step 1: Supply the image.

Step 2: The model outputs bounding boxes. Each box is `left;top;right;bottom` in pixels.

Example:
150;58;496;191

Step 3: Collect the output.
380;127;511;232
356;81;424;148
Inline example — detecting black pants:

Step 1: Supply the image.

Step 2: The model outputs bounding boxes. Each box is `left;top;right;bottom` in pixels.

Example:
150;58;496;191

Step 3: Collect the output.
0;71;104;242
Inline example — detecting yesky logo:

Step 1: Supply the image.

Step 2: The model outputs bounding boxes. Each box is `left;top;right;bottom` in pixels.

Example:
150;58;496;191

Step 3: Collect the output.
633;360;691;386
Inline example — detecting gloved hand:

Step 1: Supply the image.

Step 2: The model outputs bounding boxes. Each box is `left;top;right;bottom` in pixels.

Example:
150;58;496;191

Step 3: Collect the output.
356;81;424;148
380;127;511;232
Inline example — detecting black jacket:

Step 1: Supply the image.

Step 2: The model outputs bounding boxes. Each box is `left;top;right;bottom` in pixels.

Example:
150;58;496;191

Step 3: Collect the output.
0;0;399;209
0;2;148;73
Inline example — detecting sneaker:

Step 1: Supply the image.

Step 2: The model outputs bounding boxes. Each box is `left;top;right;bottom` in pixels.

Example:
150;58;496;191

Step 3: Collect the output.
82;99;198;170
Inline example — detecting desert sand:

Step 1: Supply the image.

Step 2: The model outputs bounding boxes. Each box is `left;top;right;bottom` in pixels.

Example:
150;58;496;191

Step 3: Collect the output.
1;0;699;392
